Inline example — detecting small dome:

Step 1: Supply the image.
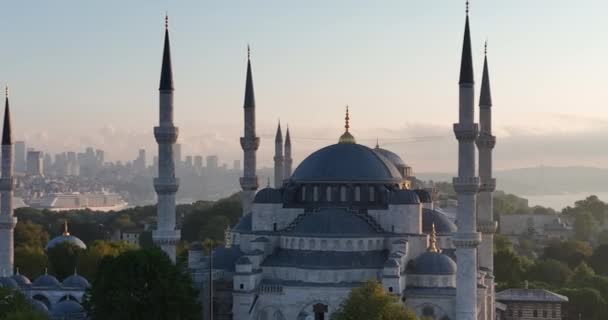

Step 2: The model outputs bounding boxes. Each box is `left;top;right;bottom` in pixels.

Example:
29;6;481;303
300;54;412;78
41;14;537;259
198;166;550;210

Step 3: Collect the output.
408;252;456;275
292;143;402;183
413;189;432;203
51;300;86;319
32;274;61;288
0;277;19;289
189;242;204;251
45;222;86;251
422;208;457;234
373;146;407;168
253;188;283;203
236;256;252;265
62;273;91;289
11;272;31;287
389;190;421;205
289;208;381;235
29;299;49;315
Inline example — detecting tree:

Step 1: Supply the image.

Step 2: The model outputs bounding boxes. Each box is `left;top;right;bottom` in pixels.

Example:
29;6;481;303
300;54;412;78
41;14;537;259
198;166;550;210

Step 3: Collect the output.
543;240;593;268
570;262;595;285
77;240;136;281
84;248;201;320
528;259;573;286
559;288;606;320
47;242;84;280
573;212;595;241
14;246;47;279
0;287;46;319
494;249;531;286
331;281;416;320
590;244;608;276
14;221;49;249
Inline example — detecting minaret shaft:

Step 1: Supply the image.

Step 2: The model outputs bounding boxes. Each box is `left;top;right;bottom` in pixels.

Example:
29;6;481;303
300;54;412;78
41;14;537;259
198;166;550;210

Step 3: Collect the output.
274;123;283;187
284;127;292;180
0;92;17;275
453;13;481;320
240;54;259;215
153;23;180;262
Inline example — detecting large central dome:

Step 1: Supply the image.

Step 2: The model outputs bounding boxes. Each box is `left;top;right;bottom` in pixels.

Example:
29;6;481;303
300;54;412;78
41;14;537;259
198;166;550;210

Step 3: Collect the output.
291;143;402;183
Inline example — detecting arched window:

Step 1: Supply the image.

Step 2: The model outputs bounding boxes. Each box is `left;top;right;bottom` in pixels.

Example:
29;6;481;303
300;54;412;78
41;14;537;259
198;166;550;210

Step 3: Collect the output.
355;186;361;201
340;186;347;202
309;239;316;249
369;186;375;201
326;186;332;202
313;186;319;201
301;186;306;201
422;306;435;318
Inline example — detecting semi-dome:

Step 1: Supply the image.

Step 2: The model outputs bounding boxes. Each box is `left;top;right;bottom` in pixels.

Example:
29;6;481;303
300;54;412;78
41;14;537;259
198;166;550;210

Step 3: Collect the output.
0;276;19;289
373;146;407;168
11;271;31;287
291;143;402;183
389;190;421;205
29;299;49;315
289;208;382;235
32;273;61;288
408;251;457;275
422;208;457;234
51;300;86;319
62;273;91;289
253;187;283;203
45;222;86;251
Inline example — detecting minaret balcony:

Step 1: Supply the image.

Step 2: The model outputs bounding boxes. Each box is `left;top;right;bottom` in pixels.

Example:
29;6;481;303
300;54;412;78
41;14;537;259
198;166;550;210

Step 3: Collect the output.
0;178;15;191
453;123;479;141
452;232;481;248
476;134;496;149
154;177;179;194
152;229;181;245
477;220;498;234
452;177;479;193
154;126;179;144
478;178;496;192
240;137;260;150
240;176;259;190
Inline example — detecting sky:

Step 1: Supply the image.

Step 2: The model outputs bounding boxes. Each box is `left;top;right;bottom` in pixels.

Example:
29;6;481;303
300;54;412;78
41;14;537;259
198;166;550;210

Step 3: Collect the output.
0;1;607;173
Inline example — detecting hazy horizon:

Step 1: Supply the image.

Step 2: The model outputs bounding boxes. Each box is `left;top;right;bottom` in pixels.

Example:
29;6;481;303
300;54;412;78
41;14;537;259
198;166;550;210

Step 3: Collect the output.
2;1;607;172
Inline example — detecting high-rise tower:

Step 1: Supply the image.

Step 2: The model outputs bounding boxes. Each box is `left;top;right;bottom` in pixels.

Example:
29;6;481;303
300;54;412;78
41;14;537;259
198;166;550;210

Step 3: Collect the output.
284;126;292;180
452;3;481;320
477;41;497;320
239;47;260;216
273;121;283;187
0;86;17;275
153;16;180;262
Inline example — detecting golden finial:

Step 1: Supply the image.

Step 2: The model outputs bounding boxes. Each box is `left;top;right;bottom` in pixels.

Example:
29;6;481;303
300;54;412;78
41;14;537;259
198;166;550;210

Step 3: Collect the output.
484;39;488;56
63;220;70;236
165;13;169;30
247;44;251;60
338;105;356;144
345;105;350;132
428;223;440;253
224;226;232;248
5;85;8;99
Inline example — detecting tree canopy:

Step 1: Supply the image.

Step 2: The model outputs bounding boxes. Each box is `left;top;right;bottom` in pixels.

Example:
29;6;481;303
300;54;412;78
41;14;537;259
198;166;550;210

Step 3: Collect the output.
0;287;46;320
83;248;201;320
331;281;416;320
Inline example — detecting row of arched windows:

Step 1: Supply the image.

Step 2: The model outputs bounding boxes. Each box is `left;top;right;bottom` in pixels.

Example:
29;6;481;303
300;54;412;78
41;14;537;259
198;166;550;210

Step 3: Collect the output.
300;185;379;203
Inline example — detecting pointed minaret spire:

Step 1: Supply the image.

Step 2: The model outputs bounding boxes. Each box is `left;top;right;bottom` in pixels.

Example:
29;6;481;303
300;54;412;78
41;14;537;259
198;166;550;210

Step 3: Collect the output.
159;14;174;91
274;120;284;187
2;86;11;146
479;41;492;108
244;46;255;110
240;45;260;215
459;1;474;85
284;125;292;180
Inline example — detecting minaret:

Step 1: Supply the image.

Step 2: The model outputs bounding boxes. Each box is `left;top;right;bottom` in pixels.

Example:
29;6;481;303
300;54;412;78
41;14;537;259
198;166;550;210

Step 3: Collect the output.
273;121;284;187
452;3;481;320
0;86;17;275
239;46;260;215
477;41;497;320
283;126;292;180
153;16;180;262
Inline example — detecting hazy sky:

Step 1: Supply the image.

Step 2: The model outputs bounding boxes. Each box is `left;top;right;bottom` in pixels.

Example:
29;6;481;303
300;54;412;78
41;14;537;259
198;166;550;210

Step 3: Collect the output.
1;1;607;172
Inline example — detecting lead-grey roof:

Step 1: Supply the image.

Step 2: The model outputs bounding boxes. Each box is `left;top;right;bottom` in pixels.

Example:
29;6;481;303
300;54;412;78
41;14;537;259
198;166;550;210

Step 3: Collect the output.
496;289;569;303
62;274;91;289
408;251;457;275
262;249;388;269
389;190;421;205
0;277;19;289
373;147;406;168
50;300;86;319
212;245;244;272
291;143;402;183
11;273;31;287
32;274;61;288
233;213;252;232
289;208;382;235
422;208;457;234
253;188;283;203
45;234;87;251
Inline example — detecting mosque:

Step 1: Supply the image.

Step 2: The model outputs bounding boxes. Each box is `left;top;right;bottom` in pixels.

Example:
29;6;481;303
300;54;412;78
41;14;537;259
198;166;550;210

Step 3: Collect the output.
162;4;497;320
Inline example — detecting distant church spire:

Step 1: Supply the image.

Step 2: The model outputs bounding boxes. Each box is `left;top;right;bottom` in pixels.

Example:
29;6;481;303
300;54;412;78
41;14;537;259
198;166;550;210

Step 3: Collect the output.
338;106;356;144
2;86;11;145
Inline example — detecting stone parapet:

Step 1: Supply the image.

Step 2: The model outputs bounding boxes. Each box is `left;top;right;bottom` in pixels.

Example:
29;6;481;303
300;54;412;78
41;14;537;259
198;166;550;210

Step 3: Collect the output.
477;220;498;234
240;176;259;190
452;232;482;248
453;177;480;194
154;177;180;194
478;177;496;192
240;137;260;151
453;123;479;141
476;134;496;149
154;126;179;144
153;229;181;245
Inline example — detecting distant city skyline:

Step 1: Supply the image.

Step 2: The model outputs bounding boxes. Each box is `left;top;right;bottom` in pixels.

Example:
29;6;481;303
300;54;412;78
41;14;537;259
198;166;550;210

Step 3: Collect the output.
1;1;607;171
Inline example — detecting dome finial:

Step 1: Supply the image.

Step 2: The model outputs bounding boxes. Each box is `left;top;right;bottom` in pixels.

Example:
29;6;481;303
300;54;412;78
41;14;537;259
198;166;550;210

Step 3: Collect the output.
165;12;169;30
338;105;356;144
4;85;7;99
267;177;270;187
375;138;379;149
44;268;48;275
63;220;70;236
428;223;440;253
484;39;488;56
224;226;232;248
466;0;470;16
247;44;251;60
